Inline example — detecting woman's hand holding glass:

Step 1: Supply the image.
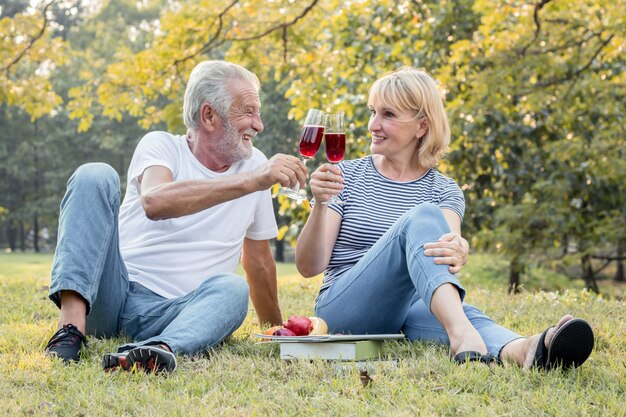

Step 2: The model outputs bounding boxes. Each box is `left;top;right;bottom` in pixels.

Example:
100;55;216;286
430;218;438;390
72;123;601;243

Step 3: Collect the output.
309;164;345;204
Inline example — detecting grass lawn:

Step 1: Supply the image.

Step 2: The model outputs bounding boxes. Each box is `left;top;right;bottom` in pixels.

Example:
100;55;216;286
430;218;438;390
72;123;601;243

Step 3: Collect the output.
1;253;625;416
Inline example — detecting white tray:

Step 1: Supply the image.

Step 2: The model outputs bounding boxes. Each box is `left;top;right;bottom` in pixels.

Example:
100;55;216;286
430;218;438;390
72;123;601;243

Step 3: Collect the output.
254;333;405;343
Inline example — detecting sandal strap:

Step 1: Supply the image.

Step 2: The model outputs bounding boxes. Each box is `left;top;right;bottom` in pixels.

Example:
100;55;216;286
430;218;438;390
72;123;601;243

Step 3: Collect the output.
532;327;551;369
454;351;502;365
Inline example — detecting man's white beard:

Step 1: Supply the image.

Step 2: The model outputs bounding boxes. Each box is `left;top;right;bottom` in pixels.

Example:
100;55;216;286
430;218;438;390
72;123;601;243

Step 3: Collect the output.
217;119;253;164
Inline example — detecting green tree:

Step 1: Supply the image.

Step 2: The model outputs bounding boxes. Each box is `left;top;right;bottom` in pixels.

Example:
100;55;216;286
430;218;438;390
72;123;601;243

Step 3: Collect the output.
0;0;67;119
0;0;163;251
440;0;625;290
2;0;624;292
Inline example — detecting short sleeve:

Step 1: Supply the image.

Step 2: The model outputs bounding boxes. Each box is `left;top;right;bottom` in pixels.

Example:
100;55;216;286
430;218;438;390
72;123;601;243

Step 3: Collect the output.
245;190;278;240
127;131;179;185
244;150;278;240
436;178;465;221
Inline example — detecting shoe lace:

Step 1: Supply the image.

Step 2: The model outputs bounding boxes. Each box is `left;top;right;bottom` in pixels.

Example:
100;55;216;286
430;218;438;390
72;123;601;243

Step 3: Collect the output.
46;324;87;349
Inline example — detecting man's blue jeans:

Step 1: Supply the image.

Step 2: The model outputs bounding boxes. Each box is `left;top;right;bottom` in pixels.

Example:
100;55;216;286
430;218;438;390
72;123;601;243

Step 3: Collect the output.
315;203;521;357
49;163;249;355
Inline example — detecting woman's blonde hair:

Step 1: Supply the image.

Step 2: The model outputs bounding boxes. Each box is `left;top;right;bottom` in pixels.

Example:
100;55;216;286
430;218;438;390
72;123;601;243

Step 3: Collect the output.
368;67;450;168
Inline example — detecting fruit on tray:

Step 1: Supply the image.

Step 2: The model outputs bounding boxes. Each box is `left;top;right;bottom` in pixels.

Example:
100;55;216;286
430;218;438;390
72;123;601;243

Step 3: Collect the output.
262;316;329;337
283;316;312;336
263;325;283;336
308;317;328;335
273;328;297;336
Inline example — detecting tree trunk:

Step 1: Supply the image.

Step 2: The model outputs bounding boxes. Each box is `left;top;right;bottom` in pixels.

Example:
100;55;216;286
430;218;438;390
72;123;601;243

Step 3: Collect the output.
274;237;285;263
33;215;39;252
581;255;600;293
508;256;523;294
7;220;17;251
615;241;624;282
32;133;40;253
19;220;25;251
270;195;286;263
616;261;625;283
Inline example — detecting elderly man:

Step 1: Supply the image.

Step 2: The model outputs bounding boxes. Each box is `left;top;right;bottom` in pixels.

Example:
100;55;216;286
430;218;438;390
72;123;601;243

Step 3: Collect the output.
44;61;307;373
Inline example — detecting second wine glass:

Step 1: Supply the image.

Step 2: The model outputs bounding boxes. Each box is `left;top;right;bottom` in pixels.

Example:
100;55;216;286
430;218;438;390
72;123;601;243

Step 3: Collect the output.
279;109;325;201
322;112;346;205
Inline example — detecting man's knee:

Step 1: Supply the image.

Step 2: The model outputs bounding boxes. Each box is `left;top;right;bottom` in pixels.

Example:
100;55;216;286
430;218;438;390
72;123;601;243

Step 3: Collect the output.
69;163;120;194
216;275;249;326
227;275;250;306
201;273;250;310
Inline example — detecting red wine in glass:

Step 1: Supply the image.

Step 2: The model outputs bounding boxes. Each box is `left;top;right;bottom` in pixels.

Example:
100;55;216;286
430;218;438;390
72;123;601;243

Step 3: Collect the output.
279;109;326;201
322;112;346;205
299;125;325;158
324;133;345;163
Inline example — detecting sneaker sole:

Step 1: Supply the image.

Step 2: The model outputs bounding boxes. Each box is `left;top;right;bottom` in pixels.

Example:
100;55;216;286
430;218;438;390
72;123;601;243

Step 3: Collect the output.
102;352;131;371
103;346;177;373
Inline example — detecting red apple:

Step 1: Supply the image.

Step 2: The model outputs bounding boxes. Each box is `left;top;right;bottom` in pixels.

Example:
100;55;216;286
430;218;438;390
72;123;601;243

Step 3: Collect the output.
274;327;297;336
283;316;312;336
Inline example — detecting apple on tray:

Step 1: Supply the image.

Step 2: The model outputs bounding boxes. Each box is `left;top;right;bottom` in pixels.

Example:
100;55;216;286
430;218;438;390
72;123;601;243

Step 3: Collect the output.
263;315;328;337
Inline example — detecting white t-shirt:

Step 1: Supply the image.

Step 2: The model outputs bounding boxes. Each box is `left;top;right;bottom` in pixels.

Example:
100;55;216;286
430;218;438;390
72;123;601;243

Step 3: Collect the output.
119;131;278;299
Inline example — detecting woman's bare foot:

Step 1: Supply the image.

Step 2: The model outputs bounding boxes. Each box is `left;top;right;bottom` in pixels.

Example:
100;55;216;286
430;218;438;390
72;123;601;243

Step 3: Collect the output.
429;284;487;356
449;326;488;357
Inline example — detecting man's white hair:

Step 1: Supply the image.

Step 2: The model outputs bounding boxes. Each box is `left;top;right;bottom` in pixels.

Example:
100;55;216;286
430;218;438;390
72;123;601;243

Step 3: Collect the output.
183;61;260;130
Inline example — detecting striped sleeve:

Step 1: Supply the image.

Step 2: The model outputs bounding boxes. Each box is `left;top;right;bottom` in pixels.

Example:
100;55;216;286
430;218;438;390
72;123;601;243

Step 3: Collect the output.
435;177;465;221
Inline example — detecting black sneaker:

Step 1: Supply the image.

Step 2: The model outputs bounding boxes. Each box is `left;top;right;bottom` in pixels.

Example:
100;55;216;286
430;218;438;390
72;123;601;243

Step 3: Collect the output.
103;345;177;374
45;324;87;362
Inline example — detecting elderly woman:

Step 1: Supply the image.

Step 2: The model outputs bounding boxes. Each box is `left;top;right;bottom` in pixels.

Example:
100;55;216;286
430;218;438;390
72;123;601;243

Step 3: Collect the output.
295;67;593;369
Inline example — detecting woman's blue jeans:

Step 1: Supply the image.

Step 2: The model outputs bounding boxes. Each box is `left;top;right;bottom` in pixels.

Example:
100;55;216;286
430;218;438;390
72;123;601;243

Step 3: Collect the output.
48;163;249;355
315;203;521;357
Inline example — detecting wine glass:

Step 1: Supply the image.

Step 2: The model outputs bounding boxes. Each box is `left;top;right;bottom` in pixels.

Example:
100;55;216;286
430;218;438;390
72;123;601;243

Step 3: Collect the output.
322;112;346;205
279;109;326;201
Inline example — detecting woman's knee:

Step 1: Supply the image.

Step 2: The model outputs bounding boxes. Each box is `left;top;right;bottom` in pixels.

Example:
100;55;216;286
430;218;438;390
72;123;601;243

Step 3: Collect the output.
409;202;443;220
401;203;448;234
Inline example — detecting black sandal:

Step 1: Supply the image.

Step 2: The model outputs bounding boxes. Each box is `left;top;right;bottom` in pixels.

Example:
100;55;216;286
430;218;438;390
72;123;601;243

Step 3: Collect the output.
532;318;594;370
453;351;502;366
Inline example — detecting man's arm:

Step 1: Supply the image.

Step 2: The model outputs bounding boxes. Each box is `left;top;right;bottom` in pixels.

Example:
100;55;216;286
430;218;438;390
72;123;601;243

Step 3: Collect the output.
139;154;306;220
139;166;255;220
241;237;282;326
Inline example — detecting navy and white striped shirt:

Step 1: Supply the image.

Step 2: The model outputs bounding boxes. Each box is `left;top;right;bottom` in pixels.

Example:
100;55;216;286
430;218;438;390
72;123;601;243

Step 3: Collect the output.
319;155;465;296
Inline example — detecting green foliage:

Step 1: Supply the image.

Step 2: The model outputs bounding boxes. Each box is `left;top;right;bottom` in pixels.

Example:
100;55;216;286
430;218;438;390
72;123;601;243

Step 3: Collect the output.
0;0;163;250
441;0;626;285
1;0;624;288
0;2;66;118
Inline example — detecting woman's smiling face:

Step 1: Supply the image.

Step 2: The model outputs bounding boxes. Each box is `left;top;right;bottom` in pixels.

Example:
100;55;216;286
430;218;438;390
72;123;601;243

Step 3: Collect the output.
367;99;428;158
